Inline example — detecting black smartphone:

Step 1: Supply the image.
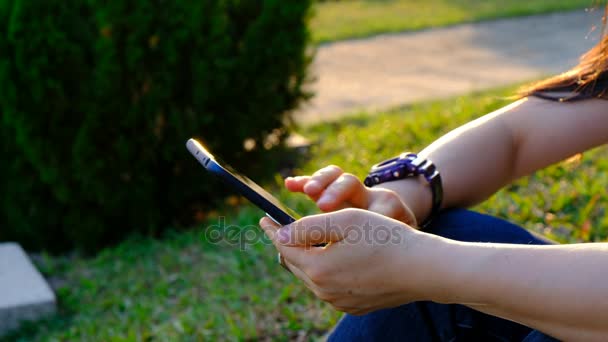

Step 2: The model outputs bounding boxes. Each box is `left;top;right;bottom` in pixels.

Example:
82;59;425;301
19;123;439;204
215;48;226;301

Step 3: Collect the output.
186;138;299;226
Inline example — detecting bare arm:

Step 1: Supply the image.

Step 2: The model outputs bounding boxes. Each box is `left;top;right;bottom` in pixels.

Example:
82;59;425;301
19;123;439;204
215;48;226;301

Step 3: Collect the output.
432;237;608;340
275;97;608;339
262;208;608;340
380;97;608;223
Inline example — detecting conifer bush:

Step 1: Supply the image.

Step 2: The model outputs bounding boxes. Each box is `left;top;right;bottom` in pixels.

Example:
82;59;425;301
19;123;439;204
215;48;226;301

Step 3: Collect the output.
0;0;312;252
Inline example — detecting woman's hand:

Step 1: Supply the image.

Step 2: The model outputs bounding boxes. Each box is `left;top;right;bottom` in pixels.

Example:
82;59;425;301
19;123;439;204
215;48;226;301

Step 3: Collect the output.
286;165;418;226
260;208;450;315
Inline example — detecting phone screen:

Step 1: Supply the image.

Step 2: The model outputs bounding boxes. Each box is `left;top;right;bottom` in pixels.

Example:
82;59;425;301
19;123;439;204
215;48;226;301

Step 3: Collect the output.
220;162;300;221
187;138;299;225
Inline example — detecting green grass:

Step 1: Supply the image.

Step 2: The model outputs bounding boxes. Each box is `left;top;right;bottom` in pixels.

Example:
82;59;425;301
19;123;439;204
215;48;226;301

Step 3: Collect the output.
311;0;594;44
8;85;608;340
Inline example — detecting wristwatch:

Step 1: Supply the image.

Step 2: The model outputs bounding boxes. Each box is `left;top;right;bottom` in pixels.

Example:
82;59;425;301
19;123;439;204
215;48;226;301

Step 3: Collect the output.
364;153;443;228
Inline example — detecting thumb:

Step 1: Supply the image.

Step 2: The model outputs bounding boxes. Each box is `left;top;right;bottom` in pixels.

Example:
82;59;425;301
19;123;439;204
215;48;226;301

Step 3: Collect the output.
259;216;284;249
259;216;307;269
276;211;352;247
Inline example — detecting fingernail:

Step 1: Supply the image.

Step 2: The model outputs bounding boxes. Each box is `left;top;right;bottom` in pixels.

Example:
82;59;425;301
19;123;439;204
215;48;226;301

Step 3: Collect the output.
317;193;334;206
304;181;320;193
278;227;290;244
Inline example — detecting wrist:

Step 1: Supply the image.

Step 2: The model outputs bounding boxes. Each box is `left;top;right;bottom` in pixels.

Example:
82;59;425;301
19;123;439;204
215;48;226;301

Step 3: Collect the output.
365;153;442;228
375;177;433;227
392;231;447;302
396;233;483;305
426;238;490;305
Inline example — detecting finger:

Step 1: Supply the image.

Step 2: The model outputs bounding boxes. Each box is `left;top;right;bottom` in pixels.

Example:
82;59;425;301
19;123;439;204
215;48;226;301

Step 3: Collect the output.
259;217;281;247
333;305;363;314
259;217;307;268
303;165;344;197
317;173;369;211
347;308;369;316
285;176;311;193
281;258;321;293
276;211;353;247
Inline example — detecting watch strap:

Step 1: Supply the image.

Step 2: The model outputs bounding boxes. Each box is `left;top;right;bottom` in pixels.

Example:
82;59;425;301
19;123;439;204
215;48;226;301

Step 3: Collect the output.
364;153;443;228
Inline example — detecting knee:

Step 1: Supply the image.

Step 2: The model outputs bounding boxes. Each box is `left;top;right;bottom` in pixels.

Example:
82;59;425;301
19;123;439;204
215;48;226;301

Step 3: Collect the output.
428;208;475;226
328;311;388;341
328;306;411;341
423;208;481;237
422;209;554;245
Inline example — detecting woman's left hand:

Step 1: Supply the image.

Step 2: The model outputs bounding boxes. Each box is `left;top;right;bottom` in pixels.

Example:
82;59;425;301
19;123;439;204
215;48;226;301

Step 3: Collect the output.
259;208;447;315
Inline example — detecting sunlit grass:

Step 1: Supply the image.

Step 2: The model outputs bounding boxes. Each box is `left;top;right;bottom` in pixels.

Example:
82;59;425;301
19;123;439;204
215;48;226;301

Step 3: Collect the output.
7;85;607;340
311;0;593;44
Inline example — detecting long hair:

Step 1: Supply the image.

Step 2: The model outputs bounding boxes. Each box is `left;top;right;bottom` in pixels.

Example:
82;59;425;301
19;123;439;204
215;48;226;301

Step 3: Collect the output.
520;5;608;101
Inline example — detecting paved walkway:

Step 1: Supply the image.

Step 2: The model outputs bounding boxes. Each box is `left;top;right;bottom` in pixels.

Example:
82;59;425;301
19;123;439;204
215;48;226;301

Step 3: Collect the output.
294;10;604;124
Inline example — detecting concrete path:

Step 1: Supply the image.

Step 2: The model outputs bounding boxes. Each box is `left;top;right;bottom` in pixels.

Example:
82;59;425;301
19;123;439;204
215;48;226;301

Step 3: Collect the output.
294;9;604;124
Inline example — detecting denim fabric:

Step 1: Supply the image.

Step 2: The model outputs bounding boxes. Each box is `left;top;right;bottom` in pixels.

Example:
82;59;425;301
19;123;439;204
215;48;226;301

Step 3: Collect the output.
328;209;560;342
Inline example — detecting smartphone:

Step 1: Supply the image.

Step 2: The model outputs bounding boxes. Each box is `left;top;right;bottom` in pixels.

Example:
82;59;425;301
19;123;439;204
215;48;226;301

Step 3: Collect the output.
186;138;299;226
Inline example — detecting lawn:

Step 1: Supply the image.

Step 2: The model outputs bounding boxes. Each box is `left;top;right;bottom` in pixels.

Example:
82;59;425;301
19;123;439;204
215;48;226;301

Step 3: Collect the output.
7;85;608;341
311;0;593;44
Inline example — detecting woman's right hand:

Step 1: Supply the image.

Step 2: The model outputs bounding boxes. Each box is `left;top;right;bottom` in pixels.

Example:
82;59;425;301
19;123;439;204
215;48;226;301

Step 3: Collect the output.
285;165;418;226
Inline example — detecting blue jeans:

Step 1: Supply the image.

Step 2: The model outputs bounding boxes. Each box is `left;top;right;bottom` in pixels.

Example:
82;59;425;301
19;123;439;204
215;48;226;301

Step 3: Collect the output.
329;209;560;342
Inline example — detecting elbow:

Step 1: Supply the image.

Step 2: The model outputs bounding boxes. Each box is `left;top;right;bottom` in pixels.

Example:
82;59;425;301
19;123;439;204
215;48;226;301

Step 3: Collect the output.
499;102;525;182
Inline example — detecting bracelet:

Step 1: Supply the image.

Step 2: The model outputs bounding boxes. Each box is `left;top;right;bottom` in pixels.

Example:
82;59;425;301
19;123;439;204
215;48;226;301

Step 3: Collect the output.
363;153;443;228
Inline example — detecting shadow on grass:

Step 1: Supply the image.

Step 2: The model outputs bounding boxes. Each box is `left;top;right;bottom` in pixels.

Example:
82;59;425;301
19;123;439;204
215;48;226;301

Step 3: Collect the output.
2;308;74;341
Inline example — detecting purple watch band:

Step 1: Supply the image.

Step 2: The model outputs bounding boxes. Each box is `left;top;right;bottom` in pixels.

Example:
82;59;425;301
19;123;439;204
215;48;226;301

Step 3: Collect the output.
364;153;443;227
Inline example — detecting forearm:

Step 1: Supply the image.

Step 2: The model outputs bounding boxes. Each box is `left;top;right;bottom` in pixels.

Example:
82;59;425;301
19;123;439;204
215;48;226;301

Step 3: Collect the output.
434;238;608;340
377;100;523;222
378;97;608;224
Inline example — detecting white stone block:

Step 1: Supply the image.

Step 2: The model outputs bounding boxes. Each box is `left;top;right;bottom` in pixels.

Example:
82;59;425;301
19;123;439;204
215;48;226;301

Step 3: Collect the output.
0;242;56;335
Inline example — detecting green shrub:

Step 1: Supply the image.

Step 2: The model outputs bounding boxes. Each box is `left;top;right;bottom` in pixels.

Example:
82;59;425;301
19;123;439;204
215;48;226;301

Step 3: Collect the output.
0;0;312;253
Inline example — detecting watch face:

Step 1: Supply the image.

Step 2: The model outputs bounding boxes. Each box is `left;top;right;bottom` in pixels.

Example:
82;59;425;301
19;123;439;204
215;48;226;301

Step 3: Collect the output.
366;153;420;187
